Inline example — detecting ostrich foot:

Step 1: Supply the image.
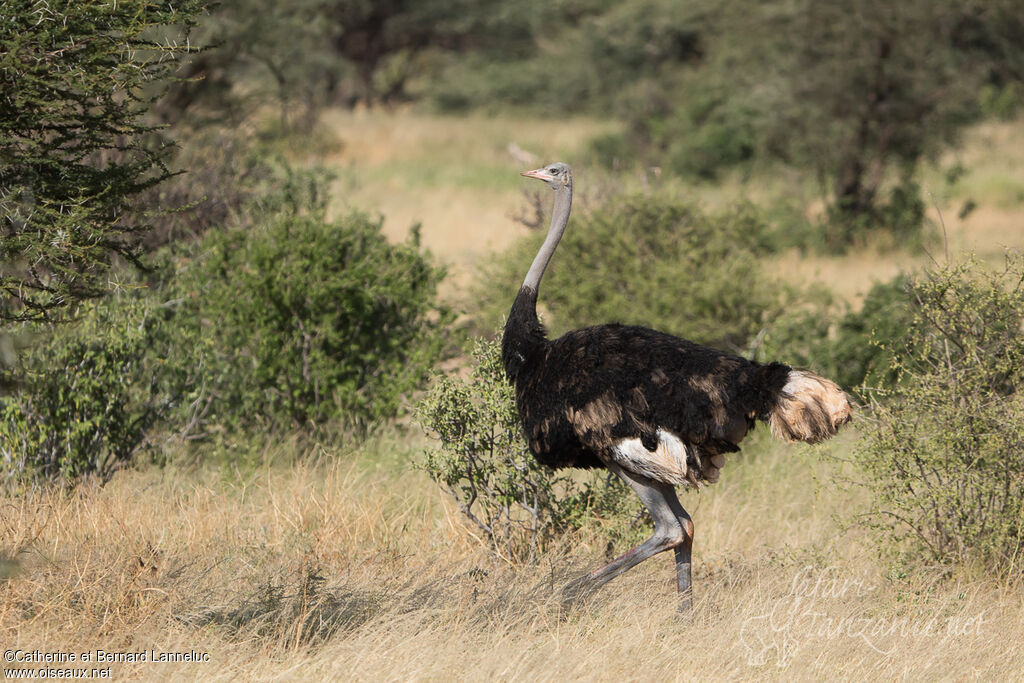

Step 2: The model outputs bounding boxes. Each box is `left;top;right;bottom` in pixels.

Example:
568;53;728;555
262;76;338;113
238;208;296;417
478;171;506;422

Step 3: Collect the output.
675;544;693;612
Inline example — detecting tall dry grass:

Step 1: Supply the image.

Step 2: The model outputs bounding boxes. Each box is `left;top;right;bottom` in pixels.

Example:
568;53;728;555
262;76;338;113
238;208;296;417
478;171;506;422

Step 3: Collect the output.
3;431;1020;681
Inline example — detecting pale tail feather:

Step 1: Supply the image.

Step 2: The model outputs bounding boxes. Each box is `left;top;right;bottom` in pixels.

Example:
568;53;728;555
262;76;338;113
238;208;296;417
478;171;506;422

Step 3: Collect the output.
768;370;852;443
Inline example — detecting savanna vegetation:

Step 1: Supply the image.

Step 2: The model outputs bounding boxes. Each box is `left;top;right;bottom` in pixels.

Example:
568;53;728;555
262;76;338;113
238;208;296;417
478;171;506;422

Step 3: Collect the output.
3;0;1024;679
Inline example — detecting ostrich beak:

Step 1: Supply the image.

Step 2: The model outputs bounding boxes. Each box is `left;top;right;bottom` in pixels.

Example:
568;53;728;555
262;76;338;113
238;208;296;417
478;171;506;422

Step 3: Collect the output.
521;168;553;181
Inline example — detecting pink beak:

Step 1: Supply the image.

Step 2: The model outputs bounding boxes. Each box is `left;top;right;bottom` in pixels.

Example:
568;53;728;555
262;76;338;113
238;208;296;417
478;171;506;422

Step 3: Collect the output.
521;168;553;181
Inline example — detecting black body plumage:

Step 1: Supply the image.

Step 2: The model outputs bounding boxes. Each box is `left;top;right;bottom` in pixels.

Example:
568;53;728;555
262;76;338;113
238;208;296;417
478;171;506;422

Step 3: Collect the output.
502;286;793;482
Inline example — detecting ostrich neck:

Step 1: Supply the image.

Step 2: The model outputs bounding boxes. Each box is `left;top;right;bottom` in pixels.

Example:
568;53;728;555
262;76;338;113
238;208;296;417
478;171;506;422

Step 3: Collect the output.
502;182;571;381
522;184;572;293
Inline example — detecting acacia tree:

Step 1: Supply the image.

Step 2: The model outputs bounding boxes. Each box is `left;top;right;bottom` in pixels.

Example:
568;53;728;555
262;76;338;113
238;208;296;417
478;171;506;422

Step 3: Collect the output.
324;0;537;105
763;0;1024;242
161;0;539;120
607;0;1022;242
0;0;202;322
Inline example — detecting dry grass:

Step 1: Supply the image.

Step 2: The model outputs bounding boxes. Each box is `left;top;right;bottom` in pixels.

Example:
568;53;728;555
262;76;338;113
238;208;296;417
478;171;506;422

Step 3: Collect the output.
3;431;1021;681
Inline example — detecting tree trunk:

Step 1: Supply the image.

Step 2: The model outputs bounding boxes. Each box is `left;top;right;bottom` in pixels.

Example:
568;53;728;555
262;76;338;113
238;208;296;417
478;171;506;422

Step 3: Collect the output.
828;36;892;246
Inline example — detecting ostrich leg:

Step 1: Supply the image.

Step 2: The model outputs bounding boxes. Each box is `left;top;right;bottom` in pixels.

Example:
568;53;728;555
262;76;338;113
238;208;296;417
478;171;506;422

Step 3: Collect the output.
663;486;695;610
564;463;688;602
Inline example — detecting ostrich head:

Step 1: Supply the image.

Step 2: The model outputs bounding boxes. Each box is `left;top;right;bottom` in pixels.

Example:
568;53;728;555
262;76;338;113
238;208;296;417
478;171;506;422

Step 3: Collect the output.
521;162;572;190
514;161;574;293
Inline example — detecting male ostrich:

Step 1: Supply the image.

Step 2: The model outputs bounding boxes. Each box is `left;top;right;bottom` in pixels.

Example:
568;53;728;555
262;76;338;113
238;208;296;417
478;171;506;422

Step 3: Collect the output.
502;162;851;609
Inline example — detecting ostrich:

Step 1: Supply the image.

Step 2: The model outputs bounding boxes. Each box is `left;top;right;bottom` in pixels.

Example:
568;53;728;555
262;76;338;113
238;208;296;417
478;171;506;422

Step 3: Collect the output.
502;162;851;609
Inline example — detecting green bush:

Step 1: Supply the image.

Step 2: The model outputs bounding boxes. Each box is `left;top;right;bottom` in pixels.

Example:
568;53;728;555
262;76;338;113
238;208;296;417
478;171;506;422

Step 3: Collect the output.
979;82;1024;121
477;194;793;355
429;0;701;115
661;86;759;181
587;81;759;181
2;162;452;482
162;195;450;434
855;256;1024;575
0;297;165;483
758;274;915;392
823;176;929;250
830;275;916;390
418;338;644;564
589;133;639;171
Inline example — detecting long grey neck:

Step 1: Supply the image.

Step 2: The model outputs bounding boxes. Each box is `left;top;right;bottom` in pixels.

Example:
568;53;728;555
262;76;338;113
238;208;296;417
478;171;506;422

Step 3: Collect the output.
522;184;572;292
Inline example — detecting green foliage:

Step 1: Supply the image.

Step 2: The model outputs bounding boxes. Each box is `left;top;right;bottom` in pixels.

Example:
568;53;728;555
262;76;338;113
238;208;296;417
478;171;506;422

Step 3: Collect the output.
137;0;1024;255
829;276;916;390
3;160;452;482
607;78;759;181
735;0;1020;239
161;0;341;130
430;0;700;114
665;92;757;181
479;194;791;355
588;133;638;171
579;0;1021;242
0;297;164;483
136;131;283;251
423;0;1024;237
161;170;450;434
760;274;916;392
979;82;1024;121
169;0;540;121
418;338;643;564
0;0;202;322
823;176;929;249
855;256;1024;575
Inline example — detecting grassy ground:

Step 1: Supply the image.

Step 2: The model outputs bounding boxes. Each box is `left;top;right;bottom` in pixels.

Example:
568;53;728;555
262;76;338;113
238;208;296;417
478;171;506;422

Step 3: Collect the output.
3;431;1020;680
3;111;1024;680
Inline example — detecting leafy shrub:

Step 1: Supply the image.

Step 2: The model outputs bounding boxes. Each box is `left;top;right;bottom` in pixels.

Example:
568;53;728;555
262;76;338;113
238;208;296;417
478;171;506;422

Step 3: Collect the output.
418;339;644;564
824;176;929;250
657;85;759;181
476;194;793;355
429;0;702;115
880;177;927;242
758;274;916;392
2;161;452;482
829;276;916;390
588;80;759;181
162;193;450;434
589;133;639;171
854;256;1024;575
0;298;165;483
979;82;1024;121
138;133;287;251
